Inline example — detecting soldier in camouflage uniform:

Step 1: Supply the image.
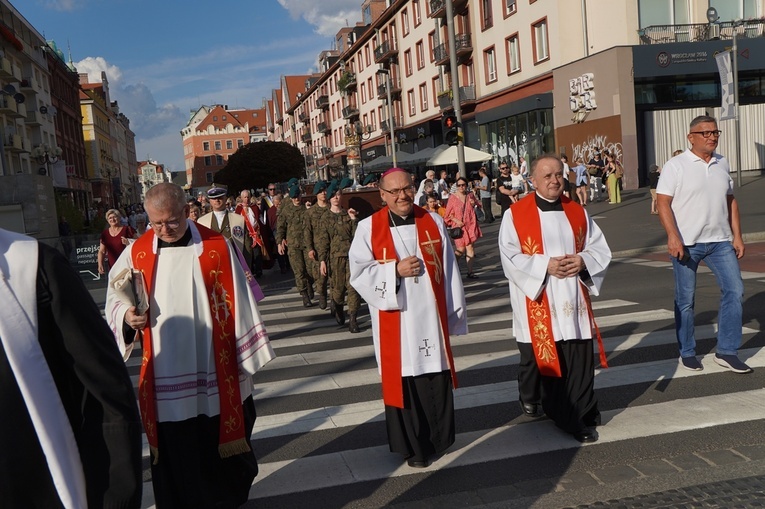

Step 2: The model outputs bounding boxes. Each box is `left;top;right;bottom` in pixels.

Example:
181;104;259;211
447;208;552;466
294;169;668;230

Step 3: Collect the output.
277;185;314;307
305;181;330;309
318;180;362;333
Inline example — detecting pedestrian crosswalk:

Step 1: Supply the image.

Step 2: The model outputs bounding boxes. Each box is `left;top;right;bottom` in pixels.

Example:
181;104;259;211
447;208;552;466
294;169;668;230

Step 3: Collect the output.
134;262;763;508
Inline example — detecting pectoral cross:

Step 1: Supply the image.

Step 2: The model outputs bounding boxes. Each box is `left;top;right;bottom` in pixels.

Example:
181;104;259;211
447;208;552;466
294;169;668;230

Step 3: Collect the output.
419;338;435;357
374;282;387;299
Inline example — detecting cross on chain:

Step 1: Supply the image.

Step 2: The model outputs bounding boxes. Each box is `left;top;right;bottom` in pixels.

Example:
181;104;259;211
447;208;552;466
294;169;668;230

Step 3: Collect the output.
374;281;387;299
419;338;435;357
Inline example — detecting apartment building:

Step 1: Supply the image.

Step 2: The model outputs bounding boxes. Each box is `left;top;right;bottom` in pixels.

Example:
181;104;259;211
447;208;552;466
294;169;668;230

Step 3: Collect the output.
267;0;765;188
137;160;167;202
181;104;267;193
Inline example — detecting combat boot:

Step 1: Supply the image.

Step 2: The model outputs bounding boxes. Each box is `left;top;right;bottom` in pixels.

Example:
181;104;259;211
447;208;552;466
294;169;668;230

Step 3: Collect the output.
307;284;315;301
349;313;360;333
334;301;345;325
318;293;327;310
301;291;313;308
329;299;336;316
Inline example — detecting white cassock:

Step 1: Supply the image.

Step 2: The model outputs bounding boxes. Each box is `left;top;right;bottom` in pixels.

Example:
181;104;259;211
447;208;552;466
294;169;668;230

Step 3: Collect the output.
349;211;467;377
105;220;274;422
498;203;611;343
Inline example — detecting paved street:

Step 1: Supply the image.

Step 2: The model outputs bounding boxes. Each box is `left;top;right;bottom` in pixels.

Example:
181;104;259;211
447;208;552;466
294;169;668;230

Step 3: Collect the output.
88;178;765;508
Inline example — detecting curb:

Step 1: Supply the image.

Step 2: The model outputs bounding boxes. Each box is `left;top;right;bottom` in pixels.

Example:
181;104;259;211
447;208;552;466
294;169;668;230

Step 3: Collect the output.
611;231;765;259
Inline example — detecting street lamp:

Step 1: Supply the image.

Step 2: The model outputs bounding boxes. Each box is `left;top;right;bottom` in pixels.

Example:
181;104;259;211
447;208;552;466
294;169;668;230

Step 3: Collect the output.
375;67;397;168
345;121;372;184
706;6;720;40
32;143;63;176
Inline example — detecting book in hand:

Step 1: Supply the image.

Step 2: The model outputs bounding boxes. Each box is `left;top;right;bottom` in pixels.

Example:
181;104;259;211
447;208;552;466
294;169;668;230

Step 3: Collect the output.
110;268;149;315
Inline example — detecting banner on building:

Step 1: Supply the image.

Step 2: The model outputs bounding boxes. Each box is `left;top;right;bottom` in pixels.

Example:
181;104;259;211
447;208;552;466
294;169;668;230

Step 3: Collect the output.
715;50;735;121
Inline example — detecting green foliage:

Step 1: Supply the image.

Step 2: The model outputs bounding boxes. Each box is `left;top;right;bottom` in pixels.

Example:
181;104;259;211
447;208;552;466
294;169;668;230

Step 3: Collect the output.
214;141;305;193
54;193;85;233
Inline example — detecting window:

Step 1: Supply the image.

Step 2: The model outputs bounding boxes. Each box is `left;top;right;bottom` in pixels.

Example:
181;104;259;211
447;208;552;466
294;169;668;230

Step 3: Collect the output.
419;83;428;111
481;0;493;29
361;82;367;103
204;156;212;166
203;141;210;151
413;0;422;26
484;47;497;83
216;155;224;165
506;34;521;74
638;0;690;27
428;31;436;62
226;140;233;149
504;0;517;17
402;9;410;36
405;50;413;76
432;77;440;105
416;41;425;69
237;139;244;148
214;140;222;150
408;89;416;116
365;45;370;67
206;172;213;183
371;110;377;130
532;18;549;63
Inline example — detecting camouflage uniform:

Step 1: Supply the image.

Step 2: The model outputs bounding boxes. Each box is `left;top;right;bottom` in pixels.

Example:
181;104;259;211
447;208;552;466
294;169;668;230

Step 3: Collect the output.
304;203;330;308
317;208;361;330
276;200;314;301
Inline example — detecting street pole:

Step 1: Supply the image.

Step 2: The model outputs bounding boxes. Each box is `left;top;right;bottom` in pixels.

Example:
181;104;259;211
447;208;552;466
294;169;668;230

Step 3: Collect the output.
385;68;397;168
445;0;466;178
733;29;742;188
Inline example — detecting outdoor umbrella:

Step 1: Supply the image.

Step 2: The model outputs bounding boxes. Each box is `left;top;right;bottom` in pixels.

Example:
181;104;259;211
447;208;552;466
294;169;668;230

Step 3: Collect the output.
426;144;493;166
365;151;417;170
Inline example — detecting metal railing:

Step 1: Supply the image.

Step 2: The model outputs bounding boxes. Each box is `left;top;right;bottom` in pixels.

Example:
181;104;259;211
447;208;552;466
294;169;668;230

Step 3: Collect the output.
638;20;765;44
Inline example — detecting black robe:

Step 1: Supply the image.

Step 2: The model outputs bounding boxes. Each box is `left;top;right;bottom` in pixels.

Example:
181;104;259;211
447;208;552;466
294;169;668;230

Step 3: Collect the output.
0;242;143;508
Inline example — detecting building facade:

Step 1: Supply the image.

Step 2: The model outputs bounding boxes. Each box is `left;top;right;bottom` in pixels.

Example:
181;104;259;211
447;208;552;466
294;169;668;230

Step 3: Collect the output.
266;0;765;187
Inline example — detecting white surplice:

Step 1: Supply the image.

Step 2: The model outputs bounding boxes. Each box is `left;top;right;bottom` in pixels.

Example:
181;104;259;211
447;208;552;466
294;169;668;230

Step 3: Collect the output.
498;201;611;344
349;211;467;377
105;220;274;423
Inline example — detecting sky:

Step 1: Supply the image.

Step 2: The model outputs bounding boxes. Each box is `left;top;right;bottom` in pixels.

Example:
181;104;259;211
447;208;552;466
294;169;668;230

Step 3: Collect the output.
19;0;366;173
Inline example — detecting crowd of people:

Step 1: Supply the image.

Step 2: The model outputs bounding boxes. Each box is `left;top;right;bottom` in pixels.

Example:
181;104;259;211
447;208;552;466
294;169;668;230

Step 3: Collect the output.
1;115;753;508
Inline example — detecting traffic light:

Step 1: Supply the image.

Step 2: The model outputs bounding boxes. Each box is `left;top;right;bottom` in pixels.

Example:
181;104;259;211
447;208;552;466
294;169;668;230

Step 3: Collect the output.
442;113;459;146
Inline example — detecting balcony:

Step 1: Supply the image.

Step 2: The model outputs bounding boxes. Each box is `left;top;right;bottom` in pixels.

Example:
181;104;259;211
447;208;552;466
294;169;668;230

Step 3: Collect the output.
374;40;398;64
433;33;472;66
377;77;402;100
4;134;23;152
19;77;38;95
298;111;309;123
25;110;42;125
338;72;357;93
0;57;12;78
316;94;329;110
342;105;359;119
317;122;329;135
437;85;477;111
0;96;23;118
275;117;283;126
302;132;312;143
268;126;275;133
638;20;765;44
381;117;401;134
429;0;467;18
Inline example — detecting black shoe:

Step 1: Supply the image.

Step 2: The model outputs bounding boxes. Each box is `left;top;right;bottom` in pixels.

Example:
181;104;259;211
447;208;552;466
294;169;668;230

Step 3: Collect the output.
318;294;327;310
349;313;360;333
334;303;345;325
573;427;598;443
520;401;541;417
329;299;336;316
307;285;315;301
301;291;313;308
406;458;429;468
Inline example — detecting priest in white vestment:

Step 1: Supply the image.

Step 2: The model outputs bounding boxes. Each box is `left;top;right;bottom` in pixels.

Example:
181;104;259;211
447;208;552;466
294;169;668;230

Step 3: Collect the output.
350;168;467;469
105;183;275;508
499;155;611;443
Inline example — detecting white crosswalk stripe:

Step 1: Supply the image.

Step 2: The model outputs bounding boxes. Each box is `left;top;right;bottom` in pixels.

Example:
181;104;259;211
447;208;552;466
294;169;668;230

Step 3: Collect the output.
136;272;761;508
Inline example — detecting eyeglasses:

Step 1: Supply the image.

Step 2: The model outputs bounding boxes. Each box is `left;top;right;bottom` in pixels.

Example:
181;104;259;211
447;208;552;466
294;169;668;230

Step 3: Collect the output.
151;220;181;231
690;130;722;138
380;185;415;196
268;188;276;191
499;166;509;170
456;183;467;187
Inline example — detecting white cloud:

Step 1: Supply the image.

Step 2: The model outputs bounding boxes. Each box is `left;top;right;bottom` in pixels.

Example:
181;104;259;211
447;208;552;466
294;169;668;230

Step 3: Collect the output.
43;0;85;12
277;0;362;36
75;56;123;86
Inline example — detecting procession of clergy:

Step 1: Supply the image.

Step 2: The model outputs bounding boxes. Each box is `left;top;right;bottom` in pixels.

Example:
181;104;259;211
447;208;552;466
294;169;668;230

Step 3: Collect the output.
5;154;653;507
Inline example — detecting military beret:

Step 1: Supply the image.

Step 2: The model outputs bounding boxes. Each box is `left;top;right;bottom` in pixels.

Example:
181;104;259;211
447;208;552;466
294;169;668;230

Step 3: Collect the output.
288;185;301;198
287;178;299;186
326;181;340;198
313;180;328;195
339;177;353;190
363;174;377;186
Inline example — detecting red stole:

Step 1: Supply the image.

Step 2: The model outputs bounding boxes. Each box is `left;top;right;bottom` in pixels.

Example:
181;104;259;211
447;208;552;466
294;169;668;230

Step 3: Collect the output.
511;194;608;377
370;205;458;408
131;224;250;463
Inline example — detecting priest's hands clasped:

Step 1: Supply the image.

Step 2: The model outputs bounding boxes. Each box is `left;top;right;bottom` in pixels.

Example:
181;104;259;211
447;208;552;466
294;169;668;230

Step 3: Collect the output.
125;306;147;330
547;254;584;279
396;255;421;278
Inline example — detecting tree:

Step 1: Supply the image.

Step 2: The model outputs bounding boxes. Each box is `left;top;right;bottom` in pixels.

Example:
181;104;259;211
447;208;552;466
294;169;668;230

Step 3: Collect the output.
213;141;305;193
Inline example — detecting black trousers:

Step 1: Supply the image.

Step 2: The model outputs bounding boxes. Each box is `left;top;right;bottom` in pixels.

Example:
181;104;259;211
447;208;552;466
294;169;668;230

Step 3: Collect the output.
481;197;494;222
